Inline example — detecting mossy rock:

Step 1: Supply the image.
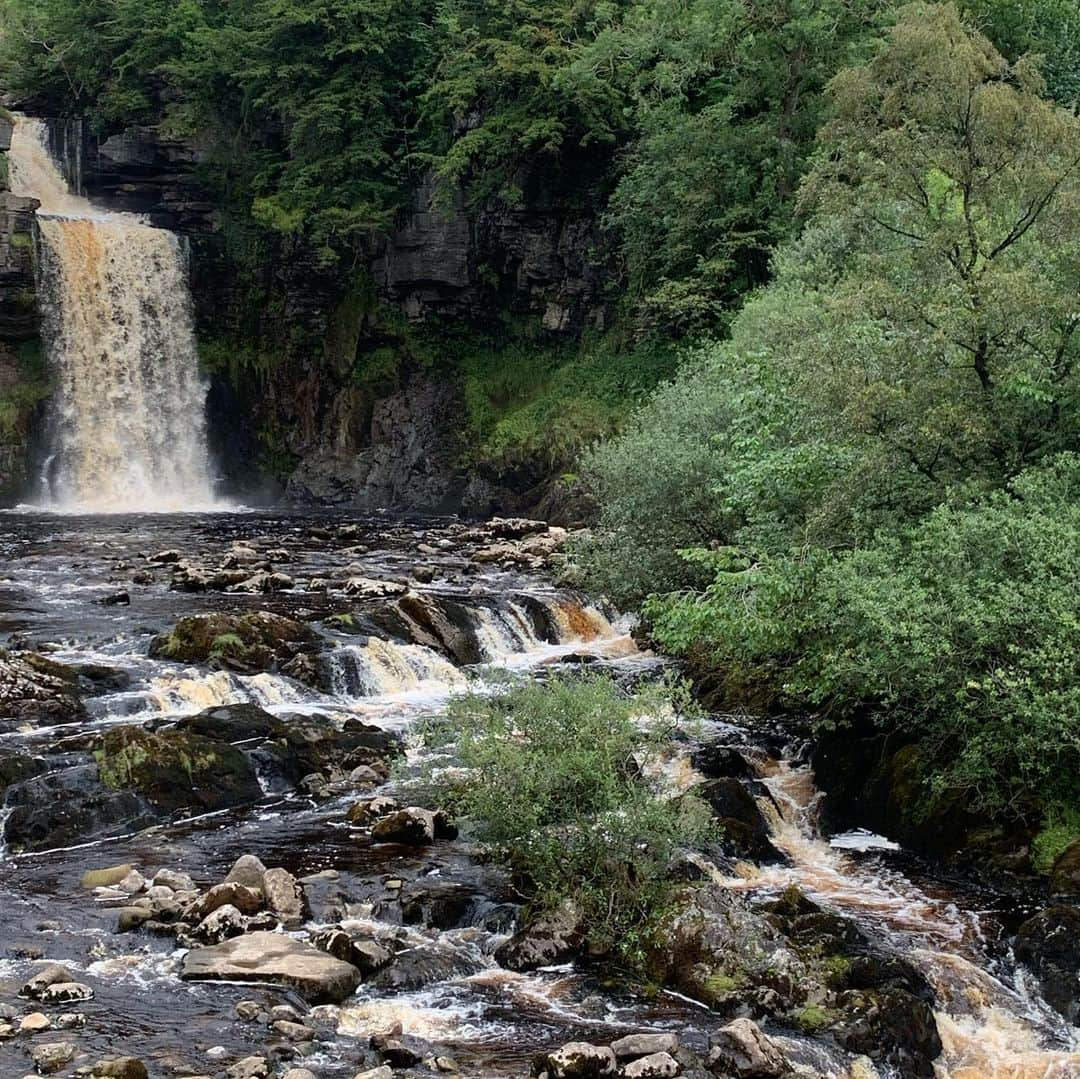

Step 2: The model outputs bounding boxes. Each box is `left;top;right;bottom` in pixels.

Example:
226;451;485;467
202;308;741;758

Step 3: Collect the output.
149;611;321;675
94;725;262;814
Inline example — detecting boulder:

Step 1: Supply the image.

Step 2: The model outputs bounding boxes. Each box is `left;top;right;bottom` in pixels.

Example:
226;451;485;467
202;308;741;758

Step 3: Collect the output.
624;1052;680;1079
547;1042;616;1078
19;963;78;1000
181;931;361;1003
186;882;264;920
0;651;85;728
175;704;277;743
707;1020;790;1077
94;725;262;815
149;611;320;675
1015;906;1080;1024
90;1059;149;1079
495;901;585;971
226;854;269;894
192;904;252;943
30;1042;76;1074
611;1034;680;1061
312;928;392;977
371;807;437;845
263;867;307;926
696;778;779;861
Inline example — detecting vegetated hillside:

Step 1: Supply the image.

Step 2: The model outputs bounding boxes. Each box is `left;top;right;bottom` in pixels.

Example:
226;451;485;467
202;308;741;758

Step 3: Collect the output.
10;0;1073;508
577;3;1080;883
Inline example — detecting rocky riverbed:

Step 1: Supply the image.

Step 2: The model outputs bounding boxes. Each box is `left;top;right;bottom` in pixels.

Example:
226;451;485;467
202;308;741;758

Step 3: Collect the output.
0;511;1077;1079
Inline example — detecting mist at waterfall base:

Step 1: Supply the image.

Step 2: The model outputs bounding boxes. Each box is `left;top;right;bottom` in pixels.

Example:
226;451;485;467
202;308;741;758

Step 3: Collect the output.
0;512;1077;1079
7;117;227;514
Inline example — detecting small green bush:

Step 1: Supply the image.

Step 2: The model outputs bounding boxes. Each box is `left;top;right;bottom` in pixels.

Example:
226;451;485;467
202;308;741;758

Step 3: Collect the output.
421;674;716;963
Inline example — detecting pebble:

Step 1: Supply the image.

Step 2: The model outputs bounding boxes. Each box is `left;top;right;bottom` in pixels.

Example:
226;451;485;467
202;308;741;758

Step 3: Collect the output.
235;999;263;1021
227;1056;270;1078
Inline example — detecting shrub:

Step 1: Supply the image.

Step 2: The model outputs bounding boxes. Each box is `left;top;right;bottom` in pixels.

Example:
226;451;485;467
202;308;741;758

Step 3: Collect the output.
646;456;1080;815
421;674;716;963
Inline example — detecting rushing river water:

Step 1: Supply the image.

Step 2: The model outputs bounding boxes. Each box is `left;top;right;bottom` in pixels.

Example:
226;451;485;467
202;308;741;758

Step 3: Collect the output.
0;512;1076;1079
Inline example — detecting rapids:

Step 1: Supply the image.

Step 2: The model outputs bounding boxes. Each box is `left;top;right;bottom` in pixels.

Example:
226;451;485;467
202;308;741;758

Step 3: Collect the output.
0;511;1076;1078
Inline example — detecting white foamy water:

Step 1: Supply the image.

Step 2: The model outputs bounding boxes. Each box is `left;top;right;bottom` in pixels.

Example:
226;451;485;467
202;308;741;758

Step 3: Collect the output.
8;117;222;513
742;764;1080;1079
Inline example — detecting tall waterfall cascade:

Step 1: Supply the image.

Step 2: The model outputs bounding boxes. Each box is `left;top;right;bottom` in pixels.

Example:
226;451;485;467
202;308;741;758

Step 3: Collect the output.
8;116;219;512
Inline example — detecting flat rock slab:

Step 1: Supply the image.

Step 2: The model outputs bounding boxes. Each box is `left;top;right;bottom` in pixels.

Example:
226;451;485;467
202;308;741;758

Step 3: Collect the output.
181;931;360;1003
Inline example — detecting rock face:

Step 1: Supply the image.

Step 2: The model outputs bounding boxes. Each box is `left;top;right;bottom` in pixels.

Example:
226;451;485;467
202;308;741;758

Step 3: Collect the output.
0;126;43;501
181;930;362;1003
1015;906;1080;1024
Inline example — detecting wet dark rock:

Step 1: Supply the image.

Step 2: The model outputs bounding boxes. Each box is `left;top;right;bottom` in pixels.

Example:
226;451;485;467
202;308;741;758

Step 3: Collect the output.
94;724;262;815
1049;841;1080;897
149;611;321;677
691;743;752;780
1015;905;1080;1024
116;907;153;933
401;881;478;930
695;778;779;862
371;807;439;845
175;703;276;743
495;900;586;971
706;1019;790;1077
371;942;482;990
0;650;85;728
312;928;393;977
99;590;130;606
0;750;48;797
372;1033;425;1069
181;931;362;1003
835;989;941;1076
4;764;159;852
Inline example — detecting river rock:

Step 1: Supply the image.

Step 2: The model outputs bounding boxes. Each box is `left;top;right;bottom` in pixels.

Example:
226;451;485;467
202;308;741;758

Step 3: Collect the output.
149;611;320;674
371;807;438;845
181;931;362;1003
696;777;779;861
187;881;264;920
226;854;269;893
31;1042;76;1073
611;1034;680;1061
90;1059;149;1079
347;796;399;824
81;864;135;889
283;1070;318;1079
19;1012;51;1032
19;963;77;1000
39;981;95;1004
624;1052;680;1079
116;907;153;933
176;704;277;744
546;1042;617;1078
1015;905;1080;1024
227;1057;269;1079
271;1019;315;1041
192;903;252;943
833;988;941;1077
263;867;307;925
313;928;393;976
343;576;408;598
94;725;262;815
707;1020;790;1077
152;867;197;892
495;900;586;971
0;651;86;728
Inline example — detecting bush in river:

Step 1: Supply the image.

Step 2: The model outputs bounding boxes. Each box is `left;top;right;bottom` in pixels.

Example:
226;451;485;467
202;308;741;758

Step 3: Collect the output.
421;674;716;965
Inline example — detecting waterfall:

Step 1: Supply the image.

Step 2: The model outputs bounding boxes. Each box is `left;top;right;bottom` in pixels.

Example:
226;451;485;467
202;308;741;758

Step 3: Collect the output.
7;116;219;513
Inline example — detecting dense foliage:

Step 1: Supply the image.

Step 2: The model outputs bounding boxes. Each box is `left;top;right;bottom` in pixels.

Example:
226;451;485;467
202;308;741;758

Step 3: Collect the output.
422;675;714;962
580;4;1080;829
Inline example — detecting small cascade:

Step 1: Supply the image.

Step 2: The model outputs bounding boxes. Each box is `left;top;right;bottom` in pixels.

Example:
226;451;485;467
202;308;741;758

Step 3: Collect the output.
328;639;467;698
143;669;310;715
745;763;1080;1079
7;116;219;513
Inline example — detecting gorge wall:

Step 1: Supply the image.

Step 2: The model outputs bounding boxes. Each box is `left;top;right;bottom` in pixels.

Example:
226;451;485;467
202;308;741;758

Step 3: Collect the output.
0;114;44;500
2;116;613;515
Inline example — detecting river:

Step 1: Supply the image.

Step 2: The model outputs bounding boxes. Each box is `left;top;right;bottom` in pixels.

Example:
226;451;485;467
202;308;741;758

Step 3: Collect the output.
0;510;1077;1079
